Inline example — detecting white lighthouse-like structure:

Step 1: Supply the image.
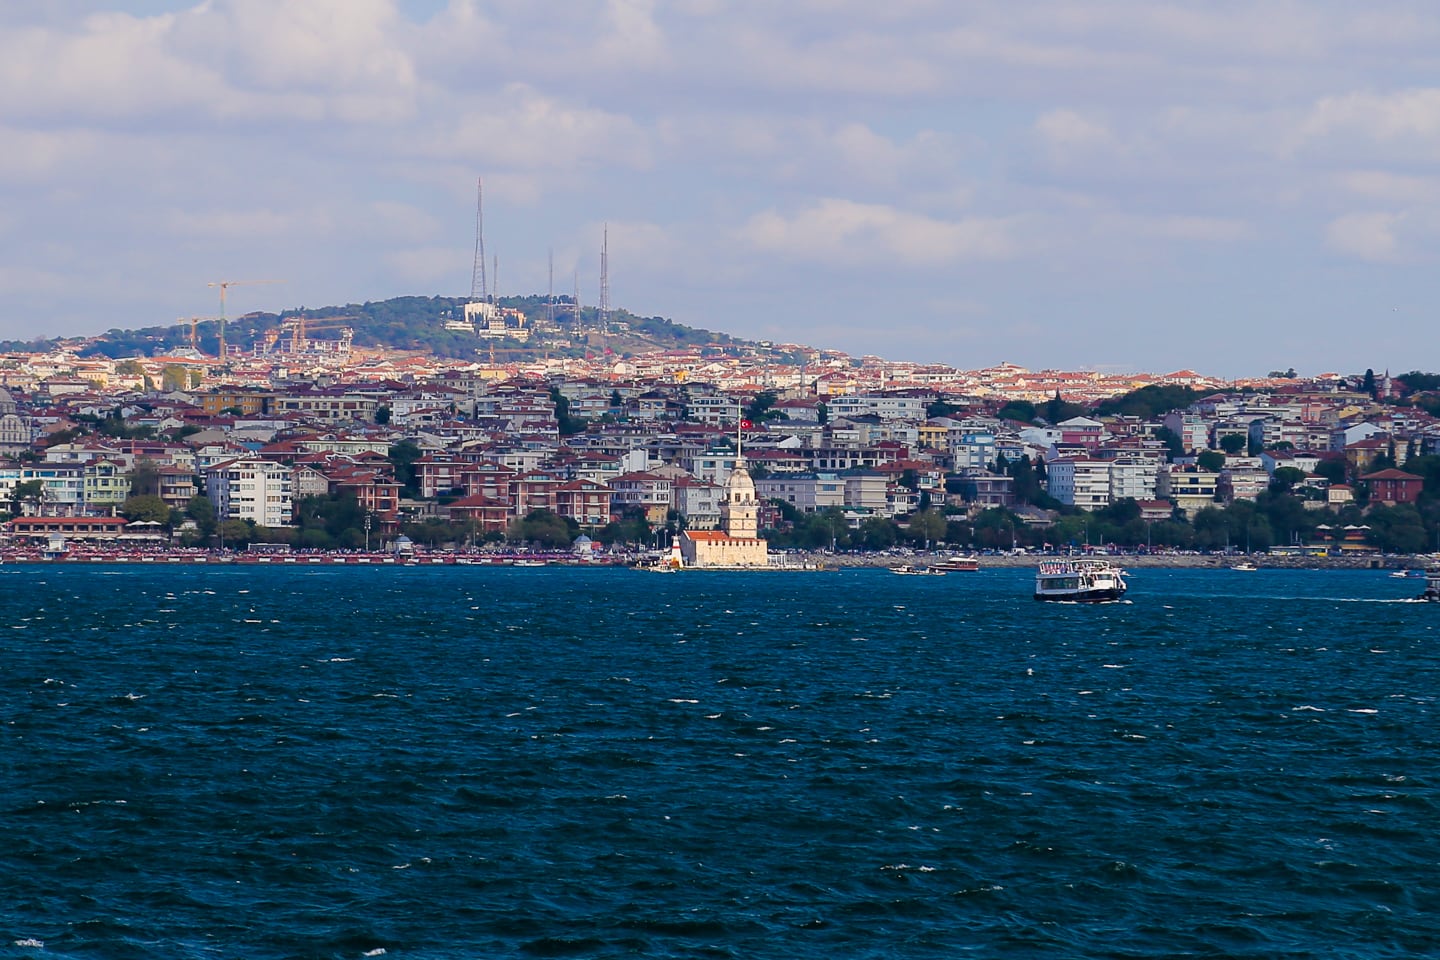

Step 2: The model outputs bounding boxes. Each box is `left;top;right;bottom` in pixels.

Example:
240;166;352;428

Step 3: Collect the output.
678;422;769;567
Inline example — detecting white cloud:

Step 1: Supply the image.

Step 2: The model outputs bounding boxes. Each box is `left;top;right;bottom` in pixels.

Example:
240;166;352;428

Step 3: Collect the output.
366;201;441;244
1325;211;1404;261
1337;170;1440;204
1111;215;1253;244
384;246;468;286
1299;88;1440;157
740;199;1019;266
164;207;322;240
428;84;651;171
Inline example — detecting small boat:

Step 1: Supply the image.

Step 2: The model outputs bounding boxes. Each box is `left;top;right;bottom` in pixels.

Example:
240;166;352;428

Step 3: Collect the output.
1420;567;1440;602
890;564;946;576
1035;558;1127;602
1231;561;1258;572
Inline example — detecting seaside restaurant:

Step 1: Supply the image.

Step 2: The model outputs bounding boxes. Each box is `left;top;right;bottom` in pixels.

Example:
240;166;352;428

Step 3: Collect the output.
3;516;168;546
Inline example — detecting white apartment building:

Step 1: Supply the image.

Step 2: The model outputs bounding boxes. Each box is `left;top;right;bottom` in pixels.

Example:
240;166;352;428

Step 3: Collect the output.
1045;457;1112;511
671;477;724;529
686;395;742;425
205;458;293;527
824;394;928;422
1107;457;1161;502
754;473;845;513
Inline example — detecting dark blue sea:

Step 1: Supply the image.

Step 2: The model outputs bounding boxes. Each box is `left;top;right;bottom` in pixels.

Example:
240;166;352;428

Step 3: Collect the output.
3;565;1438;959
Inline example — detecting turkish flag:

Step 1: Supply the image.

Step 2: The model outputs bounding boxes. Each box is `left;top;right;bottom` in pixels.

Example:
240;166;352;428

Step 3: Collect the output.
740;419;754;429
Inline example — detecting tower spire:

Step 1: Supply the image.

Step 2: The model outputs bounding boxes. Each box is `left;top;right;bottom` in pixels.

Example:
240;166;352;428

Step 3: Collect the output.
598;224;610;353
470;177;487;302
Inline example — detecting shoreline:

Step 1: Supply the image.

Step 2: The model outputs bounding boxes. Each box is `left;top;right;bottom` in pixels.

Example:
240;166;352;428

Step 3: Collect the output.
1;548;1433;571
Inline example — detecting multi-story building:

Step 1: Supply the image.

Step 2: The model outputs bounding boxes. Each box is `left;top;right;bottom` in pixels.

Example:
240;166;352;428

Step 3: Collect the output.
555;479;613;526
670;476;724;529
82;459;130;510
753;473;845;513
823;394;928;423
1158;465;1220;518
1045;457;1112;511
1106;457;1161;503
1162;412;1211;452
609;472;674;523
205;457;293;527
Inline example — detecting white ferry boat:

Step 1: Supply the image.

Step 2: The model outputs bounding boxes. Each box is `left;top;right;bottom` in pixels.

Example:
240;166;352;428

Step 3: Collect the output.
1034;558;1128;603
931;556;980;572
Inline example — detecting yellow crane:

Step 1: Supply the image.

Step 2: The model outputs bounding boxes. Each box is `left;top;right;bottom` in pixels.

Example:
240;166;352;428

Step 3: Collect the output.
206;279;284;361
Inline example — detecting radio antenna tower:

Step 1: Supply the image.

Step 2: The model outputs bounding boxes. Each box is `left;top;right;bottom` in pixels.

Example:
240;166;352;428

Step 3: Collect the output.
546;249;555;327
470;177;487;302
598;225;610;340
573;271;582;337
492;255;498;304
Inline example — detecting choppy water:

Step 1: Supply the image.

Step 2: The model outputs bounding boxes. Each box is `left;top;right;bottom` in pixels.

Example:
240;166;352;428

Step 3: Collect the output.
2;565;1438;959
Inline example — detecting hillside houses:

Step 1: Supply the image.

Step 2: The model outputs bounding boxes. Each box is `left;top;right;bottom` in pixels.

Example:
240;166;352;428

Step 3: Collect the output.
0;343;1435;553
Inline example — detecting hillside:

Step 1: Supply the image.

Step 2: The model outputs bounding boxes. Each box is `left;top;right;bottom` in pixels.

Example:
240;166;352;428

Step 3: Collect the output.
5;295;748;361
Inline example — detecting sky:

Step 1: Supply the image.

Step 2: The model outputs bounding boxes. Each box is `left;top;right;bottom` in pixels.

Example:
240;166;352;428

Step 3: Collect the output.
2;0;1439;378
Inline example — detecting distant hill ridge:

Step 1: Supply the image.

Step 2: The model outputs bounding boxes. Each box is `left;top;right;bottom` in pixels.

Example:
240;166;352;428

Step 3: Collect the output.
2;294;752;361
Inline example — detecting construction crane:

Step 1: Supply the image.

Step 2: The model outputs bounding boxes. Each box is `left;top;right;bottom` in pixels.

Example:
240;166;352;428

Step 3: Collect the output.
259;316;357;358
207;279;284;361
485;343;535;364
176;316;219;351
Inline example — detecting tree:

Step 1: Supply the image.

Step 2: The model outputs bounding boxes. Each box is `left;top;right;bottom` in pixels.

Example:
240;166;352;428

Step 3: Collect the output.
9;479;44;517
218;518;252;548
743;390;779;422
375;405;391;425
1196;450;1226;472
856;515;899;550
906;508;947;546
185;495;217;538
1219;434;1247;455
507;509;576;547
1092;385;1200;420
1154;426;1184;461
1040;391;1084;424
128;457;162;497
161;364;190;392
387;440;424;498
550;387;587;436
1269;466;1308;494
1363;368;1377;398
996;400;1037;423
120;494;171;525
816;401;828;425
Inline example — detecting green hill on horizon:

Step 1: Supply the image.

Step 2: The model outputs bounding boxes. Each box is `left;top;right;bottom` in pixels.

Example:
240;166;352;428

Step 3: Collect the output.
2;294;749;362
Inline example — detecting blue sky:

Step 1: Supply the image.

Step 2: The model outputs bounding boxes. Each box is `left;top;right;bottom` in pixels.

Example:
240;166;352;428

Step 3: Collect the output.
2;1;1438;377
